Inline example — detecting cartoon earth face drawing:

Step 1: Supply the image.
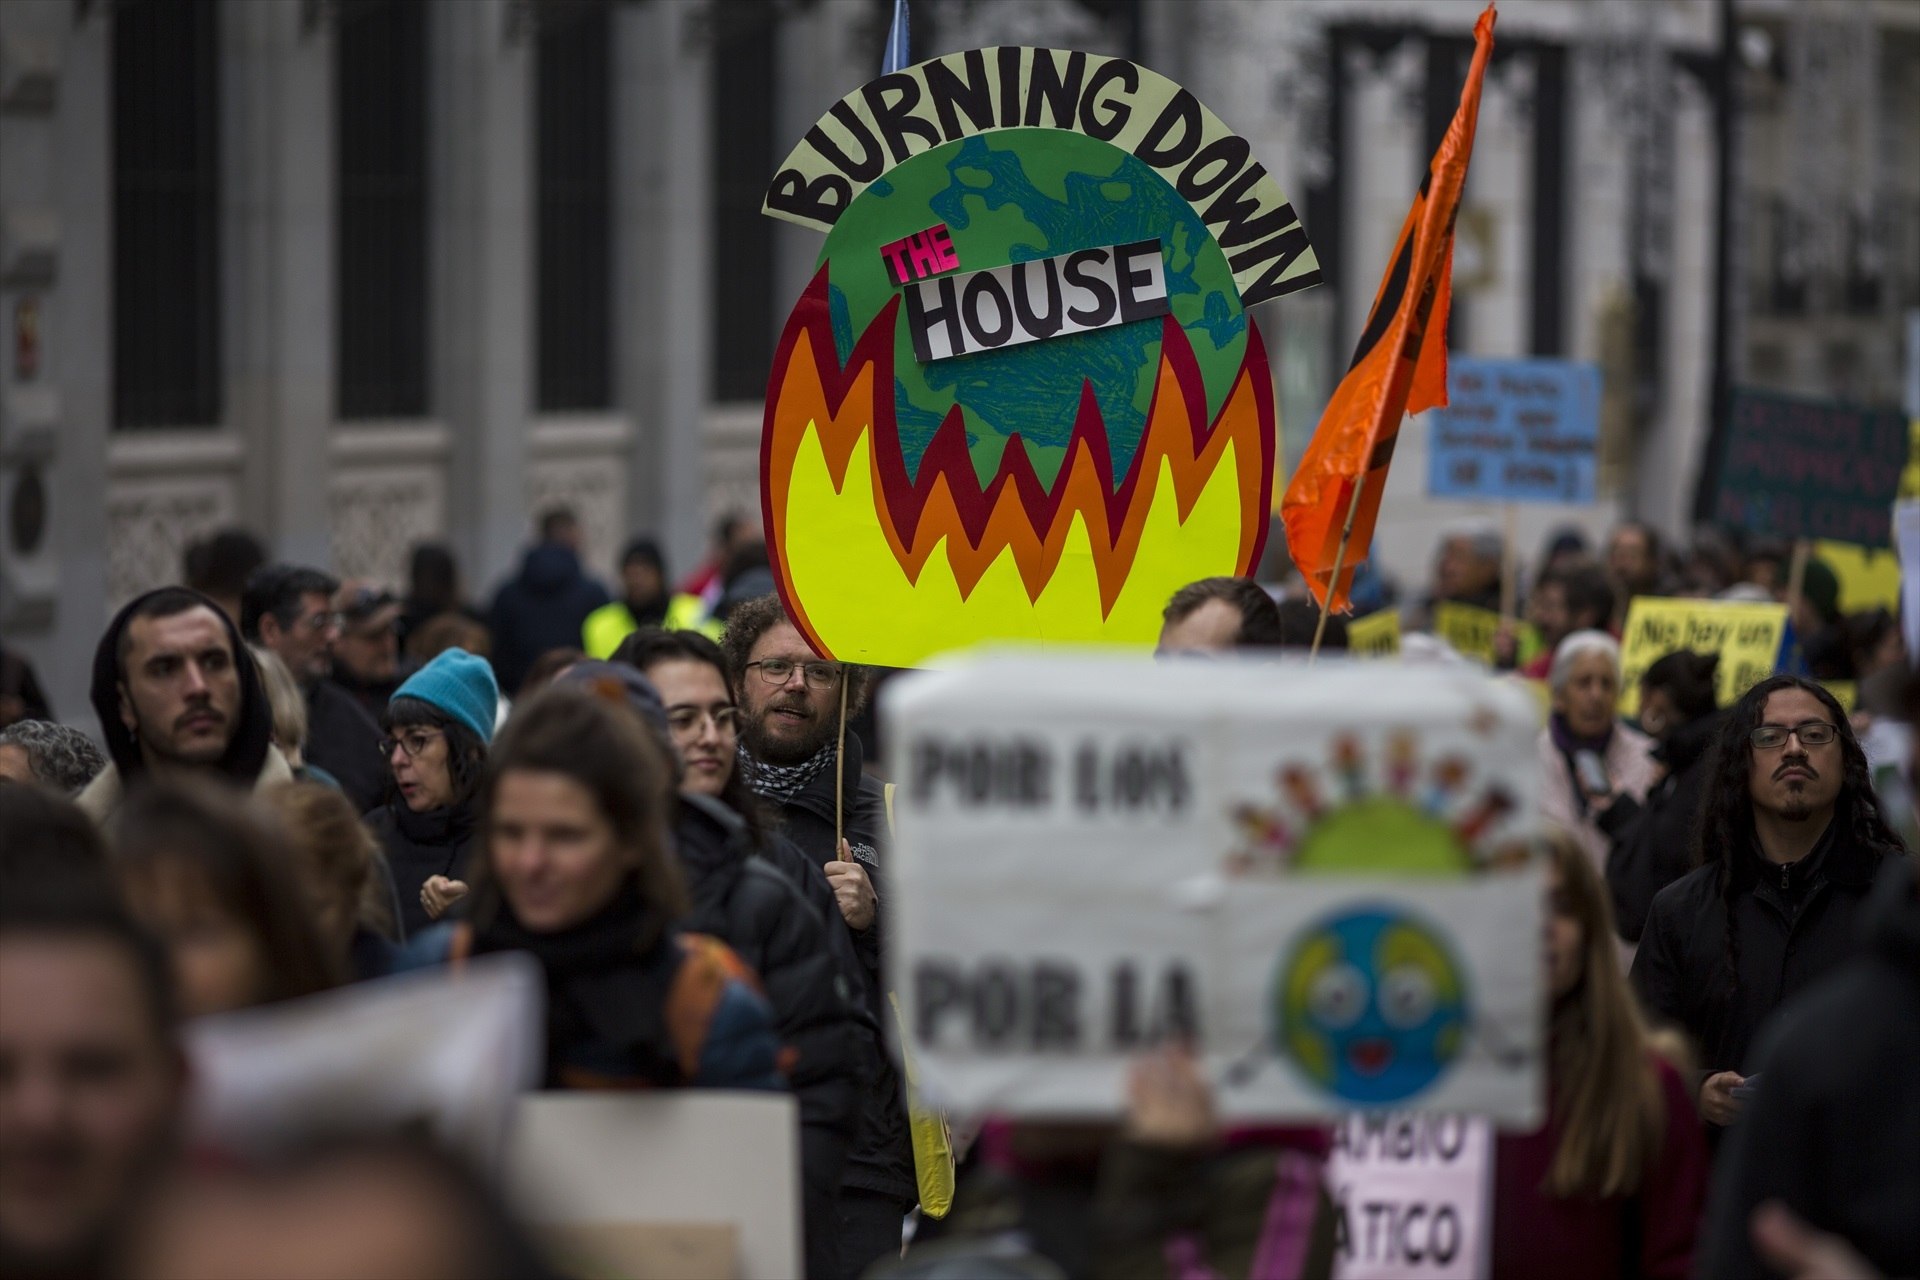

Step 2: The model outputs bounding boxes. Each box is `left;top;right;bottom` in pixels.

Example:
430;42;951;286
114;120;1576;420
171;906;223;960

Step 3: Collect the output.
1275;905;1469;1104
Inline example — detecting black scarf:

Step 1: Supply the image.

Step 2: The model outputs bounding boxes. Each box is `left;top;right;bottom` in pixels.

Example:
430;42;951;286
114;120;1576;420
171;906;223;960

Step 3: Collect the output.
472;884;684;1084
737;740;836;805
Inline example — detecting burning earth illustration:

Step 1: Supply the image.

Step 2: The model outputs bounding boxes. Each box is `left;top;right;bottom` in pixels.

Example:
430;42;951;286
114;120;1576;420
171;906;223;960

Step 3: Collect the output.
763;128;1280;667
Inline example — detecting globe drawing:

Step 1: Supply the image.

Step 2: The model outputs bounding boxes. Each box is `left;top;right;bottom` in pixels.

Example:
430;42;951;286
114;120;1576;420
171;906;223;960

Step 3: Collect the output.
816;129;1250;489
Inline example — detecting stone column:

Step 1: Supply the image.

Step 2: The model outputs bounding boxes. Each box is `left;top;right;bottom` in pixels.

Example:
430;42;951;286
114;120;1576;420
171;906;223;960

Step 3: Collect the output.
612;0;713;578
225;0;333;568
432;0;534;595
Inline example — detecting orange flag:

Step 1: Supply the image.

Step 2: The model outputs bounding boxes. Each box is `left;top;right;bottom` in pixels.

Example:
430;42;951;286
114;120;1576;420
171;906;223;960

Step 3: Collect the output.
1282;4;1496;612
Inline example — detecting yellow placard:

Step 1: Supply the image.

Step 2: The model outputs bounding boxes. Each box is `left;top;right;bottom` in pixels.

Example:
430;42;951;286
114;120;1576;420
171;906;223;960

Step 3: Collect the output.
1432;601;1500;664
1346;609;1401;657
1824;680;1859;715
1815;540;1900;613
1618;597;1788;716
1430;603;1539;668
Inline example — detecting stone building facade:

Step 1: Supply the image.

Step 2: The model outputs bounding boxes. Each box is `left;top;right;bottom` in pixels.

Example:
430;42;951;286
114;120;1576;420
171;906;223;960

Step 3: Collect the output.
2;0;1915;722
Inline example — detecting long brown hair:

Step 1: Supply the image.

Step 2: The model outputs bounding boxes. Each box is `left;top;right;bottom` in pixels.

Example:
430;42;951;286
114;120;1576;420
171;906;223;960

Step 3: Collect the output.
468;687;687;945
1542;831;1672;1198
111;780;341;1004
260;782;396;943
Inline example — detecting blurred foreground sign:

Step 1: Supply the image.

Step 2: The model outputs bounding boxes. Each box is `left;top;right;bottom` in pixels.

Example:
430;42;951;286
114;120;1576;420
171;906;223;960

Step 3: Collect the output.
185;954;543;1169
508;1093;800;1280
884;657;1545;1124
1709;389;1907;545
1329;1114;1493;1280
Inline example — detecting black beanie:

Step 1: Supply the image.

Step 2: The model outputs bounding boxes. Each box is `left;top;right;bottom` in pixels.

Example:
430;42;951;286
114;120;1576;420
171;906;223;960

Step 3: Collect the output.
90;587;274;785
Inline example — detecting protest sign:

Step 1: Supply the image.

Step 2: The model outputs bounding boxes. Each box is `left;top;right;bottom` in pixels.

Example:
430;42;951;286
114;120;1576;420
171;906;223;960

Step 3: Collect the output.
1430;602;1538;668
885;656;1545;1124
1425;358;1600;504
1329;1114;1493;1280
184;954;543;1169
1708;389;1908;546
508;1093;801;1280
1617;597;1787;717
1431;603;1500;665
1816;540;1901;613
1349;610;1402;657
1897;501;1920;663
761;50;1320;668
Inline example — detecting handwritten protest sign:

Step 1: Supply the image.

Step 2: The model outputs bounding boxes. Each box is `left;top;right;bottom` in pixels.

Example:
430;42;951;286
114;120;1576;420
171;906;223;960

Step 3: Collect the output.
1617;597;1787;717
1349;610;1403;657
1329;1114;1493;1280
886;657;1545;1124
1431;603;1539;668
1708;390;1908;545
1425;358;1600;504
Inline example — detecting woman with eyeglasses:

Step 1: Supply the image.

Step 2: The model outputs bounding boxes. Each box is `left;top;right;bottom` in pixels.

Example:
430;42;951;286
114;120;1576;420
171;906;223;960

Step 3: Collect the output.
364;648;499;940
610;629;869;1280
1631;676;1904;1134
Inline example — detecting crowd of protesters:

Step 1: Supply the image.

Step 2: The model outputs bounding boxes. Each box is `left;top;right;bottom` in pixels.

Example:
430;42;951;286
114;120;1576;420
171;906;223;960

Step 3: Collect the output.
1;506;1915;1280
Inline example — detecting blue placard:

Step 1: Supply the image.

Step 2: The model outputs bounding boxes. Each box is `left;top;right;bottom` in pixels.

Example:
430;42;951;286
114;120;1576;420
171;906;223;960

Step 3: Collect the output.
1425;357;1601;504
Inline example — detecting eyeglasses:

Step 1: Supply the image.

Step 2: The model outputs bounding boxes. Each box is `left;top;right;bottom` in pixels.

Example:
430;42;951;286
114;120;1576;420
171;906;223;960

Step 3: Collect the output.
1750;720;1838;750
745;658;842;690
379;729;445;759
297;610;344;634
667;706;741;735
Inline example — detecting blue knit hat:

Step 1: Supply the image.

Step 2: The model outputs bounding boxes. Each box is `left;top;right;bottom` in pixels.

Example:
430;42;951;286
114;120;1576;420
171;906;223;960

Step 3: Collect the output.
391;648;499;744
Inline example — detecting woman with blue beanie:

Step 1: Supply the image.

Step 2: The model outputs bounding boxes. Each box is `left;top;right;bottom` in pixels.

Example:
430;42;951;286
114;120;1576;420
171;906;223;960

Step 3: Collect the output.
364;647;498;939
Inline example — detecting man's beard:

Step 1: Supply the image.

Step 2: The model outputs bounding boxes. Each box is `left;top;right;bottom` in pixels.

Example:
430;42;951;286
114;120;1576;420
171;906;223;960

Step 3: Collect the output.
741;698;837;765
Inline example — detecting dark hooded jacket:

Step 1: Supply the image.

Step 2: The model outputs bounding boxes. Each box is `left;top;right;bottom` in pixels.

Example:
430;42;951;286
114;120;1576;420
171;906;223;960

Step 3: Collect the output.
487;544;610;695
674;793;865;1279
303;677;387;813
365;799;478;942
750;731;918;1208
1698;857;1920;1279
79;588;286;820
1599;709;1725;942
1630;816;1891;1089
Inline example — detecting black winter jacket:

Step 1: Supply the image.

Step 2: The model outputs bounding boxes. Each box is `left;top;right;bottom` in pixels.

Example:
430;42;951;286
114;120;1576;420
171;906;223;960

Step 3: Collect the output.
753;732;918;1207
673;794;863;1132
674;794;864;1280
1599;710;1723;942
1630;819;1890;1088
305;677;388;813
364;799;477;942
487;544;610;695
1697;857;1920;1279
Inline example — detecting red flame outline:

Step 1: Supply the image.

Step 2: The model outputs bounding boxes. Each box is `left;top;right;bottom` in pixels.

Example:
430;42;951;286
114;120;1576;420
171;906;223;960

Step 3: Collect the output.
761;264;1274;659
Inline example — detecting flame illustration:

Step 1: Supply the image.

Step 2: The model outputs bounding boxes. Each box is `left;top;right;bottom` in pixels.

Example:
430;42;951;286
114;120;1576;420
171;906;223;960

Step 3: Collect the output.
762;266;1275;665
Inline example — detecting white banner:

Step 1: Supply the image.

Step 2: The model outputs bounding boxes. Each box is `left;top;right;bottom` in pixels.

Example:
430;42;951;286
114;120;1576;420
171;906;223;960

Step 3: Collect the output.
884;655;1545;1124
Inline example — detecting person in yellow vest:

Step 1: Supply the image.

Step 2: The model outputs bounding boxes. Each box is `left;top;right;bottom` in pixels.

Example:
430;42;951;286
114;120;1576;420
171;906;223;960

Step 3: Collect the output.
581;537;671;659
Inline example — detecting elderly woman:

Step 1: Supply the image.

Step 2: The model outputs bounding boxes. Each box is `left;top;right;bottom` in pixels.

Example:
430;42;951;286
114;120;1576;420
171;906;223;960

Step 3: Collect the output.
1538;630;1659;877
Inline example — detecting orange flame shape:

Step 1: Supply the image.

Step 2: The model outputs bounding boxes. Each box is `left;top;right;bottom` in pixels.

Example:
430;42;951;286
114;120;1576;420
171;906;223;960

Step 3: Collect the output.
763;266;1275;665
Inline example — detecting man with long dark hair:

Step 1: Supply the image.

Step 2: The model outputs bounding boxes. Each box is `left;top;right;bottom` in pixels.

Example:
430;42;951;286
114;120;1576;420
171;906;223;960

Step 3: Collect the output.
1630;676;1904;1132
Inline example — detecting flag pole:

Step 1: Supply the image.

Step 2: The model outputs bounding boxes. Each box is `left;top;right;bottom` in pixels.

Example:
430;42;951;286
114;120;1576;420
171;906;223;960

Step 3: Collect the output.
1309;477;1372;662
833;675;850;857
